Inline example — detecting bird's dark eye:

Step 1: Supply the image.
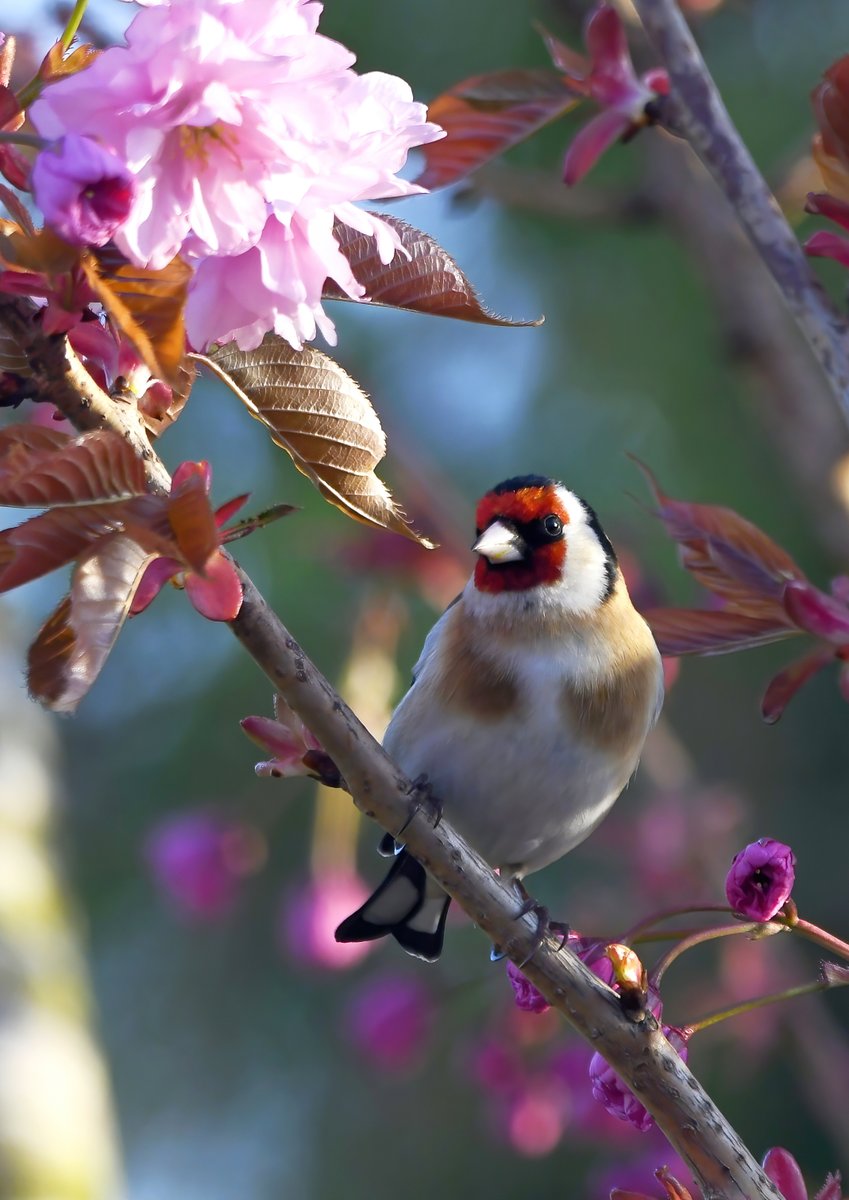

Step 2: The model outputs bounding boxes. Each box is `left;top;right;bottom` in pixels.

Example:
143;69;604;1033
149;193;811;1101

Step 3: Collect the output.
542;514;563;538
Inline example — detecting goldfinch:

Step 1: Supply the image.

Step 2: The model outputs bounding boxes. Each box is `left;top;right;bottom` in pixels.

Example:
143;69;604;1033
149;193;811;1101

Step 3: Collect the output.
335;475;663;961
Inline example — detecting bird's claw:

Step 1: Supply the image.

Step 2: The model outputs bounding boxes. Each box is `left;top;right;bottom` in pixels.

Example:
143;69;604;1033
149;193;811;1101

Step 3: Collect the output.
395;773;443;840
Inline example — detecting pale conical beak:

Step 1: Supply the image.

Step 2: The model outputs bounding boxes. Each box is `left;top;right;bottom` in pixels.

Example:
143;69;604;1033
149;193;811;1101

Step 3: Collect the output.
472;520;526;564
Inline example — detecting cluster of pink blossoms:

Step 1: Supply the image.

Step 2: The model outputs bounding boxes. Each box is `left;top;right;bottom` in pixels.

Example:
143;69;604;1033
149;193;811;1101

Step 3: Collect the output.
28;0;443;351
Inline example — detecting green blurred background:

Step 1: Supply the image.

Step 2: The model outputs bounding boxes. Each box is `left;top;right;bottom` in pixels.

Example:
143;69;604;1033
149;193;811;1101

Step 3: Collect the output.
3;0;849;1196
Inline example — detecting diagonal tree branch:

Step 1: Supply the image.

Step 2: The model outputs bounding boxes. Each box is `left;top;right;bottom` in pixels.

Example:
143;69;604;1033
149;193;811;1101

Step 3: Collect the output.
632;0;849;426
0;292;781;1199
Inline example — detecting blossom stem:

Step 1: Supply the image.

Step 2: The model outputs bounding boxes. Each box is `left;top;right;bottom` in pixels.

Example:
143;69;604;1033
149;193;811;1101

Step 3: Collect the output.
792;918;849;962
651;922;761;985
684;979;832;1036
0;131;46;150
60;0;89;52
622;904;733;945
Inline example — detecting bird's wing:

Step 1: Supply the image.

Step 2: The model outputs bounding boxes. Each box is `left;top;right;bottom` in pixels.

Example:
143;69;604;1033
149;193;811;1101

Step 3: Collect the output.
410;591;463;685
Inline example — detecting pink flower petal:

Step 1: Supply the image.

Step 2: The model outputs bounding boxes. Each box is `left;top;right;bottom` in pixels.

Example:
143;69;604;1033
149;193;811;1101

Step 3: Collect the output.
130;556;180;615
585;5;633;89
563;109;631;185
214;492;250;527
185;551;243;620
783;579;849;643
763;1148;809;1200
172;460;211;495
804;230;849;268
806;192;849;231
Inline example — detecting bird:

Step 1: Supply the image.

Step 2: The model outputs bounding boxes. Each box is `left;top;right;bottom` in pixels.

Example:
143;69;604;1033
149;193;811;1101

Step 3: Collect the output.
335;474;664;962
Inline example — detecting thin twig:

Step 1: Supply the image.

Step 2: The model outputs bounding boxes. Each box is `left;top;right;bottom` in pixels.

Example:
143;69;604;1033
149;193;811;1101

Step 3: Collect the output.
633;0;849;426
0;294;781;1199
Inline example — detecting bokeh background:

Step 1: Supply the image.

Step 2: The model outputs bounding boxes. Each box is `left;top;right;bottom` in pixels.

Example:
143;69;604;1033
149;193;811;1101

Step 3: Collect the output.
2;0;849;1196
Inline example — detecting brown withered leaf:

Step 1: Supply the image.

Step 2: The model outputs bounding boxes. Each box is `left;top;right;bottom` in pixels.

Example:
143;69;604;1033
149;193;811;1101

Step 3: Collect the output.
205;337;434;546
0;428;147;507
644;607;799;656
417;69;580;190
327;214;542;326
28;534;153;713
85;247;191;388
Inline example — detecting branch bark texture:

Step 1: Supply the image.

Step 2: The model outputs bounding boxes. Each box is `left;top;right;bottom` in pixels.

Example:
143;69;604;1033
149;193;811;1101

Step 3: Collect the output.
633;0;849;426
0;290;782;1199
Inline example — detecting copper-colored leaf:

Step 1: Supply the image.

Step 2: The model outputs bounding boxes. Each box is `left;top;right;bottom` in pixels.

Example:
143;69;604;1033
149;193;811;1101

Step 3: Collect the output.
205;337;434;546
634;458;804;600
0;326;32;377
0;428;147;507
417;68;580;190
28;534;153;713
139;357;195;437
0;182;33;234
85;247;191;387
327;214;542;326
761;648;835;724
644;607;799;656
0;492;169;593
167;473;219;572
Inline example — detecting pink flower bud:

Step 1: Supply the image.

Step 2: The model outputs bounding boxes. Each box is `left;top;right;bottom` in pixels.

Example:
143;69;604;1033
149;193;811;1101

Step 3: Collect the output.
506;961;550;1013
725;838;796;921
32;134;135;247
589;1028;688;1133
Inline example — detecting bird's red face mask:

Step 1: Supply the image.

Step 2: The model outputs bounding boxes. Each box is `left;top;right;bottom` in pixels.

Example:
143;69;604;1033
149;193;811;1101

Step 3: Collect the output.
473;484;569;594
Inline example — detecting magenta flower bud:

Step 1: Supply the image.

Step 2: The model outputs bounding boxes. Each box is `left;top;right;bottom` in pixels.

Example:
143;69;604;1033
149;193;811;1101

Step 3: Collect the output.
589;1028;687;1133
506;961;550;1014
725;838;796;921
32;134;135;247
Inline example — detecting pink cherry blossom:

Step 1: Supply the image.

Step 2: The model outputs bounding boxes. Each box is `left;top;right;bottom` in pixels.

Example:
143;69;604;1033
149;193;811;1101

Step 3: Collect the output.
30;0;443;350
31;134;136;247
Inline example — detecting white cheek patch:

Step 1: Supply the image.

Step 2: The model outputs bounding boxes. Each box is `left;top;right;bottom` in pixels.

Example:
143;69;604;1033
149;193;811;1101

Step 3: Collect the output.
554;487;612;615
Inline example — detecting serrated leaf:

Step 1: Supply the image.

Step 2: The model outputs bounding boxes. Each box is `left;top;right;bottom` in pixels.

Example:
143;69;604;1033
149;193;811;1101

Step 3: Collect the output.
417;68;580;190
327;214;542;326
644;607;799;656
39;41;98;84
205;337;434;546
85;247;191;388
0;428;147;506
28;534;152;713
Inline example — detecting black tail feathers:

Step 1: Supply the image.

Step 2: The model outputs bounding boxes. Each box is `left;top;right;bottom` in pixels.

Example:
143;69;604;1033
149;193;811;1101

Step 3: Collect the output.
334;849;450;962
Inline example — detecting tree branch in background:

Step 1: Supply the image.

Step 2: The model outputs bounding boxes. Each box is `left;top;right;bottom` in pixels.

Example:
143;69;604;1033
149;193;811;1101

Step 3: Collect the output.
633;0;849;425
0;290;780;1200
